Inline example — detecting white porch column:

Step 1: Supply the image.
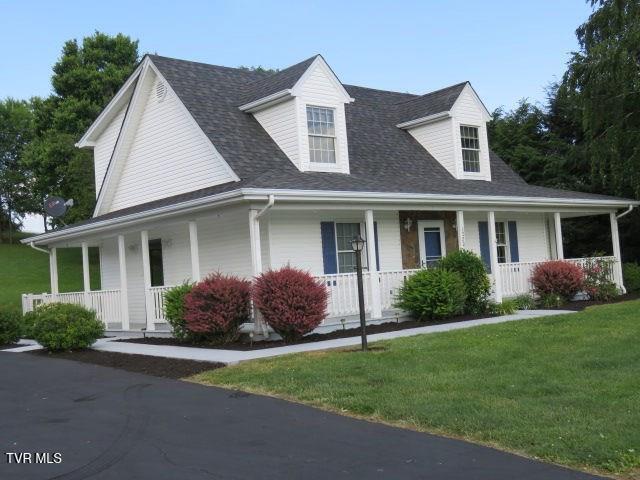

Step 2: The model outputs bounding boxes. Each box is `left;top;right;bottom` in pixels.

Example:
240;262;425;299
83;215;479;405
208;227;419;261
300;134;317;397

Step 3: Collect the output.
456;210;466;250
487;211;503;303
81;242;91;308
49;247;59;294
140;230;155;331
365;209;382;319
554;212;564;260
188;221;201;282
249;209;262;276
249;209;265;334
610;212;626;292
117;234;130;330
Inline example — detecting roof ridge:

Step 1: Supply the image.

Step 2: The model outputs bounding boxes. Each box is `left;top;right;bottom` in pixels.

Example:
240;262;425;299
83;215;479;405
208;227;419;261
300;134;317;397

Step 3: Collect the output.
344;83;418;98
147;54;270;77
394;81;468;106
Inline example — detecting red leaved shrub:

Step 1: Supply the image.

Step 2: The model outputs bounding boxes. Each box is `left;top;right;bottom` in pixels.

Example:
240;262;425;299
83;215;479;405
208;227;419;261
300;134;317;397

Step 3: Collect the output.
184;273;251;342
530;260;584;302
253;266;328;342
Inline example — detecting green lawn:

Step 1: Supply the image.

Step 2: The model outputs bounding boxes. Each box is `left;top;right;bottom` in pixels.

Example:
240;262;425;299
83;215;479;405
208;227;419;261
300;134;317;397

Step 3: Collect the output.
194;301;640;477
0;234;100;310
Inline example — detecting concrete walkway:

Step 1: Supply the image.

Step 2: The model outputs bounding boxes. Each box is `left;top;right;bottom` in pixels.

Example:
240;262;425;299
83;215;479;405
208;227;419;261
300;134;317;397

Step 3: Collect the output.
2;309;571;364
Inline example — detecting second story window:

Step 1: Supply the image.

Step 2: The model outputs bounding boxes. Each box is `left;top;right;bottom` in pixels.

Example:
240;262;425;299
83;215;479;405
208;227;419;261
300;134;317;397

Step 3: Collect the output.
307;106;336;164
460;125;481;173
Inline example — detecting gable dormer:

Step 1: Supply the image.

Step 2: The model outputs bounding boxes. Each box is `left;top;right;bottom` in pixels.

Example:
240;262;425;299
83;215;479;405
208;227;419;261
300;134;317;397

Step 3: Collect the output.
240;55;354;174
397;82;492;181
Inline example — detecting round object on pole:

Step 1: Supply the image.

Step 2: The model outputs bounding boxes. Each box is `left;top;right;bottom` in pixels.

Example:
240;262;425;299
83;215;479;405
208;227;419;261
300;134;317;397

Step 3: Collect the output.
351;234;366;252
44;196;68;218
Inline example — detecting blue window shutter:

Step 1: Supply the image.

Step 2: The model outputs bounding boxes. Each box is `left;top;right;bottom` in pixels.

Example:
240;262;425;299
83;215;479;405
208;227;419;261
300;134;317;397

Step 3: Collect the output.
373;221;380;271
320;222;337;274
508;221;519;262
478;221;491;273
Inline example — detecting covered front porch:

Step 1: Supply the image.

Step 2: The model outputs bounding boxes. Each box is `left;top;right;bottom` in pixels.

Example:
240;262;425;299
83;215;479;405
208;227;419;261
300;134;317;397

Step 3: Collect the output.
22;199;627;333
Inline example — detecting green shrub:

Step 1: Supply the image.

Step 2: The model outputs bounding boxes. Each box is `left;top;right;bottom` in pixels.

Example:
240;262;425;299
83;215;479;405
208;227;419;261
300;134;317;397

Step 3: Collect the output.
538;293;564;309
0;308;22;345
395;269;467;320
163;283;194;341
32;303;104;351
21;310;39;338
486;299;518;316
511;294;536;310
582;257;619;301
438;250;491;314
623;262;640;292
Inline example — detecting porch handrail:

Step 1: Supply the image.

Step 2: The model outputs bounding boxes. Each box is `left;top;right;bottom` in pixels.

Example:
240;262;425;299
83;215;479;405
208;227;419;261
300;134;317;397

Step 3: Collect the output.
22;289;123;327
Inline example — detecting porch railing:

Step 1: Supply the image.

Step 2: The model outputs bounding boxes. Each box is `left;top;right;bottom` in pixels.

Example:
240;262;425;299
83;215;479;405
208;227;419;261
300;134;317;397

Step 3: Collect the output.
22;289;124;326
147;285;174;325
498;256;619;298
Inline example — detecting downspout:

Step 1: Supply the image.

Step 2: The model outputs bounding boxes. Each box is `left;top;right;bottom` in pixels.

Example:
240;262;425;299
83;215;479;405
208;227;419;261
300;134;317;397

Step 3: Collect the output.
29;242;49;254
255;194;275;219
616;204;634;219
253;194;275;337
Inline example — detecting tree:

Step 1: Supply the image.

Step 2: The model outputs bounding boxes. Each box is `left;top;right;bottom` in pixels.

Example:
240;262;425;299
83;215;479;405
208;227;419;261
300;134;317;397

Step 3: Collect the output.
0;98;35;241
21;32;139;227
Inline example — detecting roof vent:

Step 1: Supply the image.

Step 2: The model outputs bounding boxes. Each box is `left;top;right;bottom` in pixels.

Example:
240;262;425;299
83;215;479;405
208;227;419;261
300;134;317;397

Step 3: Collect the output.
155;81;167;102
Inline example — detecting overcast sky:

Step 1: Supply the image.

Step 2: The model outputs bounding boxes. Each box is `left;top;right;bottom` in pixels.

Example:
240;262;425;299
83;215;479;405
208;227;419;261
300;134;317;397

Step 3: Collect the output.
2;0;594;233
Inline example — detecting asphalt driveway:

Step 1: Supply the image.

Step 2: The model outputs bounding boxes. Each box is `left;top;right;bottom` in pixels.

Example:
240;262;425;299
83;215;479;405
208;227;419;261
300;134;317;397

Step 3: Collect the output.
0;353;605;480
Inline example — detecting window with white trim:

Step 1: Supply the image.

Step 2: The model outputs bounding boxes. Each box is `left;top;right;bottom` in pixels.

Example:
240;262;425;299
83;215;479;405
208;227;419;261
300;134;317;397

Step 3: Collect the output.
335;223;361;273
460;125;481;173
495;222;510;263
307;106;336;164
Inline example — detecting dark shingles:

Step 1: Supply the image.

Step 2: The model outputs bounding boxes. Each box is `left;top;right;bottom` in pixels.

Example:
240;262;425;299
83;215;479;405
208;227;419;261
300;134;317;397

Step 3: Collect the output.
395;82;468;124
238;55;318;105
45;54;632;234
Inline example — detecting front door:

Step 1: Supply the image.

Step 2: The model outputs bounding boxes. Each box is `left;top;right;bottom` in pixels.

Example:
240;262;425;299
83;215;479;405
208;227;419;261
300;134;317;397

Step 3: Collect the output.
418;220;446;268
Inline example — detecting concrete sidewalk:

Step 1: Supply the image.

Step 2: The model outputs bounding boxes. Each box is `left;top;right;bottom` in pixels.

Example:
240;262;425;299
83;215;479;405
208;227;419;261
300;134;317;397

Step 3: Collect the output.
99;310;575;364
3;310;574;364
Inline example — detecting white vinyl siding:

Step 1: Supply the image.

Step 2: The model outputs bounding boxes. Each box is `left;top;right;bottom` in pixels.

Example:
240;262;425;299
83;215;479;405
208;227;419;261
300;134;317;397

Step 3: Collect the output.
253;98;299;167
464;212;550;263
295;60;350;173
451;85;491;180
267;210;402;275
108;73;235;212
93;106;126;194
407;117;456;177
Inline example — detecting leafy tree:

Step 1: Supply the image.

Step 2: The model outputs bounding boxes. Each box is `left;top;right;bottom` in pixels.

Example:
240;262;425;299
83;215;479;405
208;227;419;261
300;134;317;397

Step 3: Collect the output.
21;32;139;227
0;98;35;241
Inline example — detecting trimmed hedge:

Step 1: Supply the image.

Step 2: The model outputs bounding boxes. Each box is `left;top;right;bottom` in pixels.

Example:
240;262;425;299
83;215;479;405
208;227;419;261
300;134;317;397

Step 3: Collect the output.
395;268;467;320
531;260;584;302
184;273;251;343
32;303;104;351
623;262;640;292
254;266;328;342
0;308;22;345
438;250;491;314
163;283;193;341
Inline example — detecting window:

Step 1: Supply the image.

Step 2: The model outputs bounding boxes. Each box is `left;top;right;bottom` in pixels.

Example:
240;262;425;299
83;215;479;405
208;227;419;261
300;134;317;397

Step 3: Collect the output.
460;125;481;173
149;239;164;287
307;106;336;164
335;223;361;273
495;222;509;263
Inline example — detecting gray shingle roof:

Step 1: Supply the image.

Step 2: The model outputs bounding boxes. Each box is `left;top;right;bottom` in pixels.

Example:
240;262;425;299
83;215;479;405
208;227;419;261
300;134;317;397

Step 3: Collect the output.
238;55;318;105
395;82;467;125
67;54;634;231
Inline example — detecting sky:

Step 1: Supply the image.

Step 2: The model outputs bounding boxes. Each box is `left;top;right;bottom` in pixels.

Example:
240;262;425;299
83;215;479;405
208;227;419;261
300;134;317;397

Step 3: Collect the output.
1;0;594;232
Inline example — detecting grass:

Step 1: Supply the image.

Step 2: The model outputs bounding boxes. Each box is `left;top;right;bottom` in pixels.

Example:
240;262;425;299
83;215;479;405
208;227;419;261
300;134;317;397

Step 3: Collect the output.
194;301;640;477
0;233;100;310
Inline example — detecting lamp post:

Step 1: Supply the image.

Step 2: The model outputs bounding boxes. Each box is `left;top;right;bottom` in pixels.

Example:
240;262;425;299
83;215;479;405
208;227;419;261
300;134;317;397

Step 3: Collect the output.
351;234;368;351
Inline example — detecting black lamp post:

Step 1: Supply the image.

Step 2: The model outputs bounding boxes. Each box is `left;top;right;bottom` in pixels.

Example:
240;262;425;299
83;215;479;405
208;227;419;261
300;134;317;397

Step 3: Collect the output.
351;234;368;351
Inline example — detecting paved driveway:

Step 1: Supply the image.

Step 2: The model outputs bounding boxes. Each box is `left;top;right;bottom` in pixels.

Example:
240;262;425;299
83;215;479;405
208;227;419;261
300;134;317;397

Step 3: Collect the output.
1;354;604;480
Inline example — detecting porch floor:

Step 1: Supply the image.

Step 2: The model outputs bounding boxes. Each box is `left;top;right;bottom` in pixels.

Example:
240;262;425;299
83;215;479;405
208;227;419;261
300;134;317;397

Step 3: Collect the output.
90;310;574;365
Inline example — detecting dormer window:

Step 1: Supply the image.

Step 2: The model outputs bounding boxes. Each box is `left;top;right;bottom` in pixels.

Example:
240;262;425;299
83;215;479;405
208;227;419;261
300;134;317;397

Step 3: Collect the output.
307;106;336;164
460;125;481;173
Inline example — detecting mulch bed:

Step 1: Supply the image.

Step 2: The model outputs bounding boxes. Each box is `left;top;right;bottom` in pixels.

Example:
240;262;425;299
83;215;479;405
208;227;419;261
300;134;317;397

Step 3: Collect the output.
30;349;224;379
0;343;27;350
550;292;640;311
114;312;499;351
